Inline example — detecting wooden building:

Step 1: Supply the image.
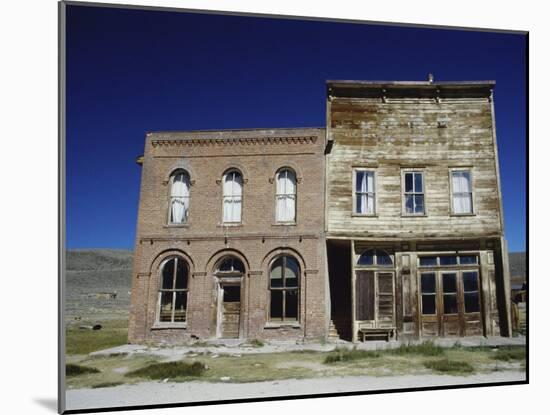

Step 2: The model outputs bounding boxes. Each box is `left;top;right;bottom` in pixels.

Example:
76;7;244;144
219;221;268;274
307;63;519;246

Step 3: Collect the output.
324;79;512;341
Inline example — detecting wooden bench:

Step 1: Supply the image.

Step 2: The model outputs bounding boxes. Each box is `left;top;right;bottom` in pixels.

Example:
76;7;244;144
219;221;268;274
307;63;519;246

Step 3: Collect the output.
358;327;396;342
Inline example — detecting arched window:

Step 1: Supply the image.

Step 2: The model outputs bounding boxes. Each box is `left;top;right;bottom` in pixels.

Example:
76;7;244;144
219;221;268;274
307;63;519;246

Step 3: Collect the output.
223;170;243;223
169;170;190;224
158;256;189;323
357;249;393;266
275;169;296;222
216;256;245;274
269;255;300;322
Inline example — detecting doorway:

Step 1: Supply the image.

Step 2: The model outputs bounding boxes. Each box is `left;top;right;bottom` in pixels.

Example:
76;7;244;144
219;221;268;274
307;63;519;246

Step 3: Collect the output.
218;282;241;339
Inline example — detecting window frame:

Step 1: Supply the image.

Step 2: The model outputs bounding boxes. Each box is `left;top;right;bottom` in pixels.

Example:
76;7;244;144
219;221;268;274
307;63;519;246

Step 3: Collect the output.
352;168;377;216
166;169;191;226
401;169;426;216
268;255;301;324
221;169;244;225
155;256;189;327
274;168;297;224
449;168;475;216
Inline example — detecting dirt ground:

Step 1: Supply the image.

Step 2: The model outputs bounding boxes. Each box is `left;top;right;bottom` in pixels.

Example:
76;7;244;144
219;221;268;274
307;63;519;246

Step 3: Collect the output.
65;370;526;411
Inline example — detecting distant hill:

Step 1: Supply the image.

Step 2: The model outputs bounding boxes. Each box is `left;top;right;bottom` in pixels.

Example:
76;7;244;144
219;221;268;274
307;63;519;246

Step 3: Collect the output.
509;252;526;277
67;249;133;271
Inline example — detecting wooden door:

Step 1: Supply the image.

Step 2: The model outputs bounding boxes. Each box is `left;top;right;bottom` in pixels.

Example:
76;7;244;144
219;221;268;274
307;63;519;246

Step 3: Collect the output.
221;285;241;338
355;271;395;329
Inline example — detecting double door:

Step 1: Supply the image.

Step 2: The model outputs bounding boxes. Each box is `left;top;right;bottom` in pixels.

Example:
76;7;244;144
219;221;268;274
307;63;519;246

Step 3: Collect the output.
419;270;482;337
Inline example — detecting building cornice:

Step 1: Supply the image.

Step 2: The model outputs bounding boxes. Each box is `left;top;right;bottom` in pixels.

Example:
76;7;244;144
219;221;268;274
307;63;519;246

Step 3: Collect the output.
150;135;318;148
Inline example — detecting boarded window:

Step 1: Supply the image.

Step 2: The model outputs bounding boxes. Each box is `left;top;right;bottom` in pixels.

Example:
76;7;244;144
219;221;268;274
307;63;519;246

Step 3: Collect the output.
356;271;375;321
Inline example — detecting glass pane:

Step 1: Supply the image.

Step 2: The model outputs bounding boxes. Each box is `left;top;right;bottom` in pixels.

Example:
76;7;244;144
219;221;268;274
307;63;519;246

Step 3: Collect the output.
405;194;414;213
376;251;393;266
419;257;437;266
159;292;173;322
357;250;374;266
356;194;364;214
366;172;374;192
162;259;175;289
218;257;232;272
270;290;283;320
440;256;457;266
356;171;365;192
444;294;458;314
422;294;436;314
405;173;413;192
285;290;298;320
284;257;299;288
414;195;424;214
270;258;283;288
442;273;457;293
175;259;188;289
421;273;436;293
367;194;375;214
414;172;423;192
463;272;479;292
174;292;187;322
460;255;477;265
464;292;480;313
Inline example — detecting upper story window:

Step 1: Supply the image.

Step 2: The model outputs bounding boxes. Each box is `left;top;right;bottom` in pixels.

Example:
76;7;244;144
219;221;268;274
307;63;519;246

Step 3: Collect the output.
451;170;473;214
354;169;375;215
169;170;190;224
403;171;425;215
223;170;243;223
275;169;296;223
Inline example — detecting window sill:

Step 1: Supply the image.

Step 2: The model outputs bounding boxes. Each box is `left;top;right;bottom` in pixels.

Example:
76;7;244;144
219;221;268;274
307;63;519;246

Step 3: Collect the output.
164;224;189;228
217;223;243;228
151;323;187;330
351;213;378;218
271;222;297;226
401;214;427;218
450;213;476;217
264;322;301;329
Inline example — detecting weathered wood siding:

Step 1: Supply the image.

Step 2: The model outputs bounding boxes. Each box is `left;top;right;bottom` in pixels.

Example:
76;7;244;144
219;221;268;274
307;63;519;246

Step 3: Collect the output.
326;96;503;239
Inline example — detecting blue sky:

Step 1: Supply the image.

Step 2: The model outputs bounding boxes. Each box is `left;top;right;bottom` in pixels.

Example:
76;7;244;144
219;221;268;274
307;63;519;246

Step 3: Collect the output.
66;5;526;252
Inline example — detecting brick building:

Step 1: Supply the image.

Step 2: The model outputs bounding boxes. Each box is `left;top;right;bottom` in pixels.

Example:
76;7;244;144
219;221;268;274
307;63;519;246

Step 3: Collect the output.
128;128;329;343
128;78;512;344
